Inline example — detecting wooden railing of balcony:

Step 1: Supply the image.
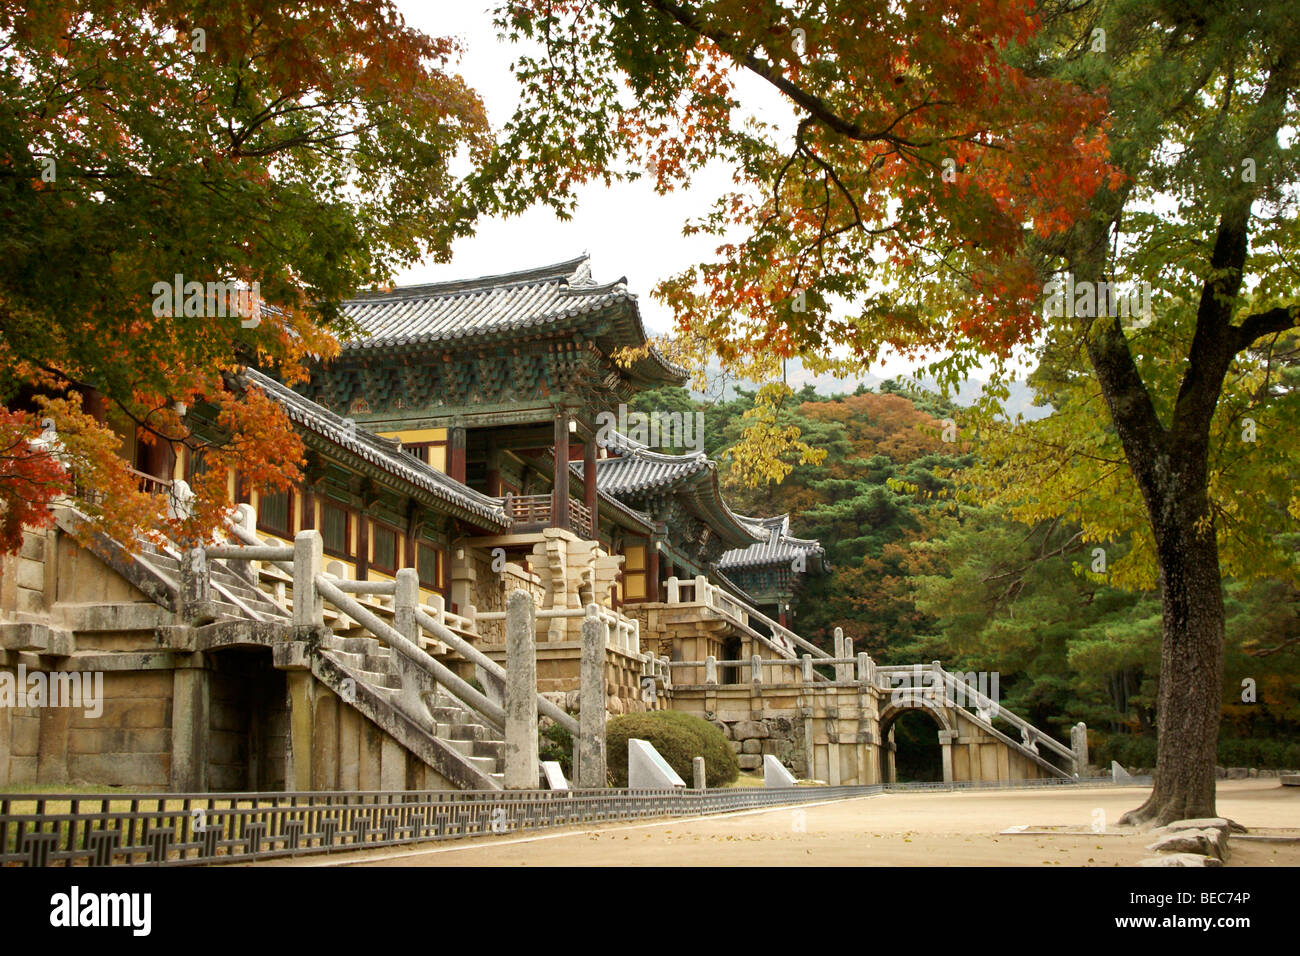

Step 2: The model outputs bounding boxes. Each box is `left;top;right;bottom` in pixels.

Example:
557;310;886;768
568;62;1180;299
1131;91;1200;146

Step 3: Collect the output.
504;493;592;539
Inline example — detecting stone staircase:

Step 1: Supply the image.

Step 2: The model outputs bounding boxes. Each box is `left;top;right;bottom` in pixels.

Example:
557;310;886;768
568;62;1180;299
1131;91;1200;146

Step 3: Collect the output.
316;632;506;786
59;511;510;790
135;545;292;624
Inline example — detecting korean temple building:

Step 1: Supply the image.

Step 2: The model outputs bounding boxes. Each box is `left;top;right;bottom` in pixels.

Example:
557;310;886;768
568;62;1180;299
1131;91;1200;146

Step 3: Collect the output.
0;256;1079;794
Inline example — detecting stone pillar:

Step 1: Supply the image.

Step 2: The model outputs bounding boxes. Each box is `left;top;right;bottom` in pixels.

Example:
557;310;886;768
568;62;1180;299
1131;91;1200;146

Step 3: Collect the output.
1071;721;1089;775
751;654;763;684
692;756;706;790
939;729;957;783
833;627;845;681
553;412;570;532
801;708;815;780
705;655;717;685
856;652;870;683
170;661;209;791
504;589;539;789
287;670;315;791
802;654;813;684
293;530;323;627
576;604;607;788
583;436;598;541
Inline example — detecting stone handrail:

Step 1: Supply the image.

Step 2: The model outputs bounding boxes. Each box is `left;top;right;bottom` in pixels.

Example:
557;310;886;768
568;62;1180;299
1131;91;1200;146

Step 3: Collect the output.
667;652;874;687
413;601;578;736
314;572;507;733
666;574;833;663
878;663;1076;767
215;519;577;738
475;603;641;657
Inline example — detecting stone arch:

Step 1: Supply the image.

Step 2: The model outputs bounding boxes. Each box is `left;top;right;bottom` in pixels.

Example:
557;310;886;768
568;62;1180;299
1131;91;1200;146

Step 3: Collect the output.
878;693;955;784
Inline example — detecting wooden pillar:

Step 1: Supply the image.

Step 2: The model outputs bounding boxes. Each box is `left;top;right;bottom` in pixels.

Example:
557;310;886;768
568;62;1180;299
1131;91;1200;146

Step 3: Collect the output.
448;426;467;484
553;412;570;531
583;436;598;540
356;516;369;580
647;541;660;603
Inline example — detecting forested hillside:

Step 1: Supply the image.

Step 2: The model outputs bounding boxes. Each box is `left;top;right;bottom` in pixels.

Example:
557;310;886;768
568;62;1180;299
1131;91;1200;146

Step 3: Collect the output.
630;383;1300;769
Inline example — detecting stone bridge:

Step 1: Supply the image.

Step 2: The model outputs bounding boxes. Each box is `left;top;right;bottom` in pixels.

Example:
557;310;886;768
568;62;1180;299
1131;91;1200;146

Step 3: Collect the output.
666;657;1088;786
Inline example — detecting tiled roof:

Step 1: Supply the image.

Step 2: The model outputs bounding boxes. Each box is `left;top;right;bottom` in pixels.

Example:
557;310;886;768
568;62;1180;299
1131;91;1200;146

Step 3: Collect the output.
242;369;510;529
718;513;826;571
590;447;710;496
338;256;685;384
577;435;762;549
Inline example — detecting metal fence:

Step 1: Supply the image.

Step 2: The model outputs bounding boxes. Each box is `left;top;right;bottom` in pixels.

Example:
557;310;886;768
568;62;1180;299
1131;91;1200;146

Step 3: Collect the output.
0;785;876;867
0;776;1149;868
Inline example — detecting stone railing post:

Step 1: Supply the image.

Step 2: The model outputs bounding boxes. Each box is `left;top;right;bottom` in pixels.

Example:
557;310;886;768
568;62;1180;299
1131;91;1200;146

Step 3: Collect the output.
505;589;540;789
666;576;680;603
833;627;846;681
694;574;710;607
577;603;607;788
857;652;871;684
180;546;210;620
394;569;419;643
229;503;258;583
931;659;946;705
293;530;323;628
1071;721;1089;776
751;654;762;684
802;653;813;684
705;655;717;685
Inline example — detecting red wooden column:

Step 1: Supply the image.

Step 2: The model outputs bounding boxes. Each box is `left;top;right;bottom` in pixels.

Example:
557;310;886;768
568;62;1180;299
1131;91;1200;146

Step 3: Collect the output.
583;435;598;541
553;412;570;531
647;540;660;602
448;426;467;484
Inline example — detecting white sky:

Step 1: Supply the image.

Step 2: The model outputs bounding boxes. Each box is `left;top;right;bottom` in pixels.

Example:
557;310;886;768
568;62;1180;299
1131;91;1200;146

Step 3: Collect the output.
392;2;951;384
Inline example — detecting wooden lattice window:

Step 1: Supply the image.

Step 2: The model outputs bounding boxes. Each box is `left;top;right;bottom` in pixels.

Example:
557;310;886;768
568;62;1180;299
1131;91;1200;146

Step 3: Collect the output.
258;489;293;537
322;501;351;558
371;522;399;574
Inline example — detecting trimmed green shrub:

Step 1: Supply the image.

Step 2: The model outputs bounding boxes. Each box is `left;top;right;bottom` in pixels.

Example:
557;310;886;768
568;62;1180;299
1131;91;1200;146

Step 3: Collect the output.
606;711;739;787
539;723;573;777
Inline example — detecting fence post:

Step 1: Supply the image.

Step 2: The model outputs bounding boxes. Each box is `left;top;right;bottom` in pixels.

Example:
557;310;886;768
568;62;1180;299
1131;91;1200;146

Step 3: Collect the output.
857;652;870;684
577;603;607;788
666;577;680;603
751;654;762;685
293;530;323;627
705;655;717;685
802;653;813;684
833;627;846;681
505;589;540;789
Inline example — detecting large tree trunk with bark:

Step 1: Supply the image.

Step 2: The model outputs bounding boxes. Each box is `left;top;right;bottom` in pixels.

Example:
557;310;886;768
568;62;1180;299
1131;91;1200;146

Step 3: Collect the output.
1119;486;1224;825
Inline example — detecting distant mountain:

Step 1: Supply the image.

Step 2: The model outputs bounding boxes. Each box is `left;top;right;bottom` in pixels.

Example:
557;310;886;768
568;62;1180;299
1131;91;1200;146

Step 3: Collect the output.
690;358;1052;420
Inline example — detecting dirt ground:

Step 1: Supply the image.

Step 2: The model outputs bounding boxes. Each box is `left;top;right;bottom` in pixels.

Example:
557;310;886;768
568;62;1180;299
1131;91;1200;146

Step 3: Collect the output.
259;779;1299;867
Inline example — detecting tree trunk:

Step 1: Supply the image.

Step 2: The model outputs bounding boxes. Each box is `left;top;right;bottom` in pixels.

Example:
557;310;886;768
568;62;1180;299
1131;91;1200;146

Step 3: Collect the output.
1119;490;1224;825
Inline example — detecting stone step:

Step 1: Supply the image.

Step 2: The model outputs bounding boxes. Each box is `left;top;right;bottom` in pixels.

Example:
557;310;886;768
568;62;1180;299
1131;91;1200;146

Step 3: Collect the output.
461;754;501;775
327;636;386;656
444;737;505;761
356;668;401;690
